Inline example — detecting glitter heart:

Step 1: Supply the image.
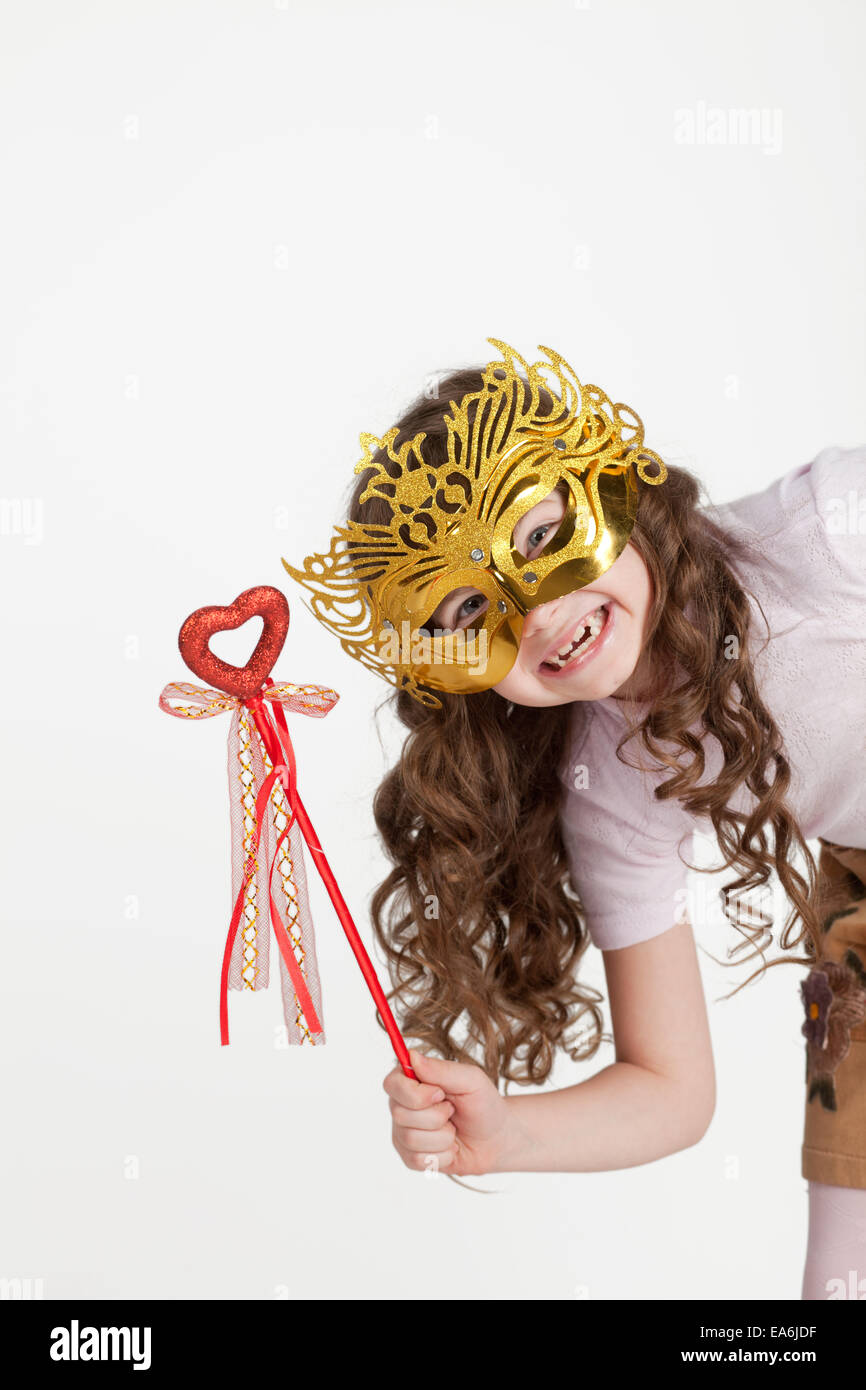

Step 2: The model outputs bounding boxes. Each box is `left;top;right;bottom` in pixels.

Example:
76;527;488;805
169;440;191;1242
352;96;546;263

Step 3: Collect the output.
178;585;290;700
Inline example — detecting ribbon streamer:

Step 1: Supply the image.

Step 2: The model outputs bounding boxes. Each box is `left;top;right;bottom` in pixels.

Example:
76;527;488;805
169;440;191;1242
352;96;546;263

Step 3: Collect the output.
159;678;416;1079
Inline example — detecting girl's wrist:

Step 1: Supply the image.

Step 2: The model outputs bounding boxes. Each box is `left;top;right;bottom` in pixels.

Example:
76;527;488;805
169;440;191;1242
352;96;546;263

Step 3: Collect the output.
489;1095;535;1173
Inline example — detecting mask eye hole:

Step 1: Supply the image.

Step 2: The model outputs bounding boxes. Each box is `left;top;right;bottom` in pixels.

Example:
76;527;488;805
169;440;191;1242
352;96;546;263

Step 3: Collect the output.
511;483;570;559
421;589;489;636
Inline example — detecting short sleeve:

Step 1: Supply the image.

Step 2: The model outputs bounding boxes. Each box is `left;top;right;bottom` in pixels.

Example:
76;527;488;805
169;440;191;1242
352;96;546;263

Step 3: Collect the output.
567;800;695;950
559;772;695;952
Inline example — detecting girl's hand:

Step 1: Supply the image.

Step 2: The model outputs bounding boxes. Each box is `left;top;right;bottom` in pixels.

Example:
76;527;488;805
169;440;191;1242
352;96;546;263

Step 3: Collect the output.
383;1048;511;1177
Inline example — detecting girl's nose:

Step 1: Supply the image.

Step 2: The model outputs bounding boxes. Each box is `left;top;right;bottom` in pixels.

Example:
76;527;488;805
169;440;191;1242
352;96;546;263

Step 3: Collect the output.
521;597;564;641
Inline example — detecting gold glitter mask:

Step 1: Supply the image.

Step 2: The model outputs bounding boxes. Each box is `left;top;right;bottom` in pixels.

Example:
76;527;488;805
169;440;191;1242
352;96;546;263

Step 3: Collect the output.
281;338;668;710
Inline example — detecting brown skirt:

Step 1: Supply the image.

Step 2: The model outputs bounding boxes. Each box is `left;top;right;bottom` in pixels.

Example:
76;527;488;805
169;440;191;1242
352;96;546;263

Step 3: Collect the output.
801;838;866;1190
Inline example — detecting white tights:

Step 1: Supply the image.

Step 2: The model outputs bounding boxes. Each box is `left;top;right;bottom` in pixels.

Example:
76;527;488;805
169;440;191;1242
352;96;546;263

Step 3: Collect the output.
801;1180;866;1299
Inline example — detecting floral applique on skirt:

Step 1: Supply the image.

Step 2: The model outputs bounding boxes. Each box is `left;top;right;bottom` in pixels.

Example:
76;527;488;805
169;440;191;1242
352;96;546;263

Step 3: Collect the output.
801;838;866;1190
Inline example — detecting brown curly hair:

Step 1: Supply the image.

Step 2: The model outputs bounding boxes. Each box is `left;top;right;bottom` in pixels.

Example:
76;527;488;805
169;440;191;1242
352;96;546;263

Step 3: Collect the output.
340;365;822;1091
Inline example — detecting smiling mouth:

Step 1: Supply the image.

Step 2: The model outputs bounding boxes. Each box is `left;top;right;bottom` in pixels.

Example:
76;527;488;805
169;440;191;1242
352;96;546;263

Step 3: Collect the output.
538;604;610;672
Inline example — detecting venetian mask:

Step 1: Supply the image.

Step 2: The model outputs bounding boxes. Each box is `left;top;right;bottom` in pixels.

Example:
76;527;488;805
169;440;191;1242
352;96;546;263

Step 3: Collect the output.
281;338;667;709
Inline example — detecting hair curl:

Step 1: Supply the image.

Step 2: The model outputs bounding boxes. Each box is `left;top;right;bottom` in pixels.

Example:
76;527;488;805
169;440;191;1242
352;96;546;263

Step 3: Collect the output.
341;366;822;1091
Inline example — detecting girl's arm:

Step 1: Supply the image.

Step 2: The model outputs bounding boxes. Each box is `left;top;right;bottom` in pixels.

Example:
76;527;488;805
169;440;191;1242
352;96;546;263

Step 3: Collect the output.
493;917;716;1173
387;918;716;1177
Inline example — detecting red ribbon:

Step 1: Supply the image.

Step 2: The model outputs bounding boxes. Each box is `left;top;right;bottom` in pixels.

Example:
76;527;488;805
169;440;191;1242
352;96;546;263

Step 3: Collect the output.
252;685;416;1080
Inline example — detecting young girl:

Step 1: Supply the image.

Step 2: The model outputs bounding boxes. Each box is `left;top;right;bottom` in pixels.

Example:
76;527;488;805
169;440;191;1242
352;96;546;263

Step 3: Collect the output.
282;339;866;1300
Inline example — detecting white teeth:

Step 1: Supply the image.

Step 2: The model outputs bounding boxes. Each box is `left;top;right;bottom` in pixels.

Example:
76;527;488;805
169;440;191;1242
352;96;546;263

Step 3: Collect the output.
545;605;607;668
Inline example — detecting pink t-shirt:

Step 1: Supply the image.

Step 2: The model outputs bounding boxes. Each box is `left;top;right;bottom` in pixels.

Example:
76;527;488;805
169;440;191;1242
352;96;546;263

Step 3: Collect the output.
557;445;866;951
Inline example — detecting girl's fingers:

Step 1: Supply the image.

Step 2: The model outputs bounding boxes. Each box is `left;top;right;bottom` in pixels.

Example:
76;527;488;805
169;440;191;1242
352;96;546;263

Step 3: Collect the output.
383;1066;445;1111
395;1122;457;1154
395;1142;458;1173
389;1099;455;1129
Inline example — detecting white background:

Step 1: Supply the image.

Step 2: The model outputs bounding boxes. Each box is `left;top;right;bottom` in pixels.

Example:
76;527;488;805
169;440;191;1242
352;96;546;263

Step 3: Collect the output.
2;0;864;1301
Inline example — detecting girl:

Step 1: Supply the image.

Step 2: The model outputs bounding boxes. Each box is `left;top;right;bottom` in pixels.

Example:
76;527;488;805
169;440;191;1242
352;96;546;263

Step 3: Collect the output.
282;340;866;1299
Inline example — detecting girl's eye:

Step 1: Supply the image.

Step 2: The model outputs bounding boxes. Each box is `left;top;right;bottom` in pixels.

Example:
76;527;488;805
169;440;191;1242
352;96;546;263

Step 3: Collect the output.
456;593;487;625
424;591;489;634
527;521;556;553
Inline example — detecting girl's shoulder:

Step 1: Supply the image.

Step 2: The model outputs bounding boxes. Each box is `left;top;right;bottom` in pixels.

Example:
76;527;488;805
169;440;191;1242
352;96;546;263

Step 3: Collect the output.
705;444;866;593
797;445;866;578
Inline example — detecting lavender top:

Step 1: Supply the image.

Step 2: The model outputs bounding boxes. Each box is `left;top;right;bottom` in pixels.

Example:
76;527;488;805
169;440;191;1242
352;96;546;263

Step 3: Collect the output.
557;445;866;951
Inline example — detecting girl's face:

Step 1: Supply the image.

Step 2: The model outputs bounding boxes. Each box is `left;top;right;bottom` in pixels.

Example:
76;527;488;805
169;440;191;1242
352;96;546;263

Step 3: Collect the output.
425;485;657;708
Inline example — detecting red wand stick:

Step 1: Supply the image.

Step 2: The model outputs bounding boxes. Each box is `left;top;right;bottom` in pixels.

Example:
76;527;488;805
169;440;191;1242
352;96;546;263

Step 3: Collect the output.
248;686;416;1080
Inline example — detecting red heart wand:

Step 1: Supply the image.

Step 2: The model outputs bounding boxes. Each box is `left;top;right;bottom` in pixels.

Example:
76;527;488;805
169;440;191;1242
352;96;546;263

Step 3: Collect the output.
159;584;417;1080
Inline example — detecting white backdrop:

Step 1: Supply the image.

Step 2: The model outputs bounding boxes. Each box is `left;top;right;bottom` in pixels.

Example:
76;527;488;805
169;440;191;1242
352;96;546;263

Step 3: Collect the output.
2;0;864;1301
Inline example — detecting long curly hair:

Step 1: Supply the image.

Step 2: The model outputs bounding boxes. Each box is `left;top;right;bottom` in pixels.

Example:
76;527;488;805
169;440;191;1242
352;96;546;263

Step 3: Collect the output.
341;365;822;1090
